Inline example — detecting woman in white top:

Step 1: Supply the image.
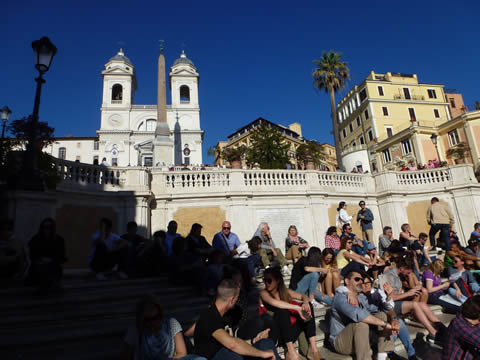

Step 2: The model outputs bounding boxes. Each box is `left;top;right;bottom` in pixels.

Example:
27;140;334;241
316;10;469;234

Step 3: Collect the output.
336;201;352;230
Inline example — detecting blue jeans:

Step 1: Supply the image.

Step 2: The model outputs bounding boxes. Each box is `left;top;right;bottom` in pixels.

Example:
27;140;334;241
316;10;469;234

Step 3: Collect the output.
392;318;415;357
177;356;207;360
352;240;369;256
448;282;480;303
210;338;280;360
294;272;332;305
429;223;450;250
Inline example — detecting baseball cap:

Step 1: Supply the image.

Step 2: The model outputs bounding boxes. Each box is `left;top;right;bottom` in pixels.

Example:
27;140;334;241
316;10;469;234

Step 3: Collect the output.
367;243;376;250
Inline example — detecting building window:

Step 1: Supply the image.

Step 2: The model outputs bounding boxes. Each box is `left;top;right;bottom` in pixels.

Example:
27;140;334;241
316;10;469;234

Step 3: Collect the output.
382;106;389;116
146;119;156;131
112;84;123;103
385;126;393;138
58;147;66;160
77;142;81;148
427;89;437;99
180;85;190;104
143;156;153;167
359;135;365;145
342;129;347;138
401;139;412;154
448;130;460;146
93;155;99;165
352;141;357;147
403;88;411;100
377;86;384;96
93;140;99;150
112;158;118;166
382;149;392;163
408;107;417;121
356;117;361;127
367;129;374;142
372;162;377;172
364;109;369;120
184;156;190;165
449;98;456;108
359;88;367;102
349;123;353;132
433;109;440;118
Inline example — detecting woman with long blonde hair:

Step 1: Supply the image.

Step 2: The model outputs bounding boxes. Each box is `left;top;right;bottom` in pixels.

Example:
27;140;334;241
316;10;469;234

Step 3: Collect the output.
422;260;461;314
285;225;308;263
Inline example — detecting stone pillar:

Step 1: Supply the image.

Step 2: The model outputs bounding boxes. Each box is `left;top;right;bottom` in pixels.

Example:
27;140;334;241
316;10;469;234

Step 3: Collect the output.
153;49;173;166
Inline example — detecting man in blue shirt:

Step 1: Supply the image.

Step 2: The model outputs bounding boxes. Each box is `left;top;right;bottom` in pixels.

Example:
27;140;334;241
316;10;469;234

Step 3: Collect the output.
356;201;374;244
164;220;181;256
330;271;398;360
212;221;241;256
471;223;480;242
341;224;368;256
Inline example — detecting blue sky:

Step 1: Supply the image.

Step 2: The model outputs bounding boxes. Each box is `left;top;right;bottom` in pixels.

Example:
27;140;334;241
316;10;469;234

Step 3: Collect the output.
3;0;479;163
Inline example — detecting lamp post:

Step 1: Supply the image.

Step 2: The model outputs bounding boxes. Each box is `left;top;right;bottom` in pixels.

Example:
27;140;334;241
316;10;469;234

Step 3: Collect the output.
25;37;57;188
430;133;442;162
1;106;11;138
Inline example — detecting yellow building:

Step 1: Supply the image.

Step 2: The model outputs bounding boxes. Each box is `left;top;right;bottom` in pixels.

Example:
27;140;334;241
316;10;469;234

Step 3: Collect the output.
335;71;474;172
214;117;337;170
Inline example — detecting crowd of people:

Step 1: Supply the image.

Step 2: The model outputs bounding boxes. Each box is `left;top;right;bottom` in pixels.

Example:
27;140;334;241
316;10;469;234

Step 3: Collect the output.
1;196;480;360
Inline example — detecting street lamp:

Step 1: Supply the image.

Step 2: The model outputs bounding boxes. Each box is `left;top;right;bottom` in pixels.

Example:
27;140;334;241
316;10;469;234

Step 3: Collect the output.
430;133;442;162
1;106;11;138
25;37;57;189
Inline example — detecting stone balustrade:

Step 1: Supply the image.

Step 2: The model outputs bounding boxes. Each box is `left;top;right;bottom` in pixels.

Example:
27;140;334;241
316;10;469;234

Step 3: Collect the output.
52;158;478;195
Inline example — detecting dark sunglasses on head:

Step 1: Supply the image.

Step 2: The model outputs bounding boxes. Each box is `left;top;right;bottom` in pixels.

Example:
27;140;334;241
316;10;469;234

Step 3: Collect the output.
353;277;363;282
263;278;273;284
223;227;231;230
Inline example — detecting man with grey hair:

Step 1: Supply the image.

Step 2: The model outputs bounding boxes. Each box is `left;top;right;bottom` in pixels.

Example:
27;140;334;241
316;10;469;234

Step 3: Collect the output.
253;222;289;275
194;279;279;360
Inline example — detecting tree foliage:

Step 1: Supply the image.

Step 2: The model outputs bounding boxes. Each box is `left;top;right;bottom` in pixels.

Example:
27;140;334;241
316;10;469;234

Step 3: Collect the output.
295;140;325;169
245;123;291;169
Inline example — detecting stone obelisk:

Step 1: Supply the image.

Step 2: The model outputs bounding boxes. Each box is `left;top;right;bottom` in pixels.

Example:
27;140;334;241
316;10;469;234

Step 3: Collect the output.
153;42;173;167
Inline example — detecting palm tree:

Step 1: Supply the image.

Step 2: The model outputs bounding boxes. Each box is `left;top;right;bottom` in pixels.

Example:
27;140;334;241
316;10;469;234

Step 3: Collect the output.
312;51;350;170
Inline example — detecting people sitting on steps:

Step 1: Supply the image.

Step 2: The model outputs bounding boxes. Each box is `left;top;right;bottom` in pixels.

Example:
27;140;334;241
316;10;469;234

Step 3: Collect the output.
336;235;371;278
340;223;369;256
284;225;309;264
253;222;289;276
89;217;128;281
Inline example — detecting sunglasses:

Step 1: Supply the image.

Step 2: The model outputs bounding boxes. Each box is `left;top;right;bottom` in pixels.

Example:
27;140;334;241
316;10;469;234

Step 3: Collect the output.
263;278;273;284
347;241;353;244
223;227;231;230
353;277;363;282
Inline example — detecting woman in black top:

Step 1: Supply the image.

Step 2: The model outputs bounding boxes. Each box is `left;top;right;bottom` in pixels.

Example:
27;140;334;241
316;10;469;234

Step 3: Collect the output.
260;267;324;360
26;218;66;295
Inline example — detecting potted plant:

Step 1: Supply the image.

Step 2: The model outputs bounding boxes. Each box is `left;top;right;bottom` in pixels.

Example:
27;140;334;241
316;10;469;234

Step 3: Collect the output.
221;145;247;169
446;142;470;164
295;140;325;170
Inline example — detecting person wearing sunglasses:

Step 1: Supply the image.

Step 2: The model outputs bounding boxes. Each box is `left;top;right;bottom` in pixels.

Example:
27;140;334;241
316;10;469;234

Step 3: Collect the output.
212;221;241;257
356;201;374;245
260;267;324;360
447;255;480;304
123;295;206;360
337;273;417;360
336;235;371;278
341;224;368;257
329;271;398;360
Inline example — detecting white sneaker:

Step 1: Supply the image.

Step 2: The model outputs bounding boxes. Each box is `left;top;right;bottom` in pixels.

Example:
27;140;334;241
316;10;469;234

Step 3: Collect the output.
96;272;107;281
311;300;324;309
117;271;129;280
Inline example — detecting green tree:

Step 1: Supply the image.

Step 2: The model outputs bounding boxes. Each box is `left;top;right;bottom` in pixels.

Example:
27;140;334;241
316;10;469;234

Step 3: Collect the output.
246;123;291;169
312;51;350;170
295;140;325;169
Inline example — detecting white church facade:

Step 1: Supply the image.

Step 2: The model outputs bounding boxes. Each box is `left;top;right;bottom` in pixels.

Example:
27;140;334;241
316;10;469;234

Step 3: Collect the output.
44;49;204;167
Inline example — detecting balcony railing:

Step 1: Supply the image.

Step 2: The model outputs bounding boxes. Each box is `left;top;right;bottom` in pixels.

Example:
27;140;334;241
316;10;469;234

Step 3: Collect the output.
393;94;425;101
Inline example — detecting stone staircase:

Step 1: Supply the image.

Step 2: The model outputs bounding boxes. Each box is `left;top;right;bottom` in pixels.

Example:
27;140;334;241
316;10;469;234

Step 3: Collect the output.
0;262;455;360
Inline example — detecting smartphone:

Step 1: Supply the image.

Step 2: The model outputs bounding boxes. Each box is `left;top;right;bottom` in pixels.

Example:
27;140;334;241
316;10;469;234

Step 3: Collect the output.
301;309;312;322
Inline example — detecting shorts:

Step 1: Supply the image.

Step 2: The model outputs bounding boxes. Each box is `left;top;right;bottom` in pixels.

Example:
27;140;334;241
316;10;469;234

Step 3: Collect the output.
394;301;404;315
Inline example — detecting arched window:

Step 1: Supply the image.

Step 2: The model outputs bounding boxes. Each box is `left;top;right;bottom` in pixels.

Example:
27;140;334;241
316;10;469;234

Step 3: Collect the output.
58;147;66;160
146;119;156;131
112;84;123;103
180;85;190;103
